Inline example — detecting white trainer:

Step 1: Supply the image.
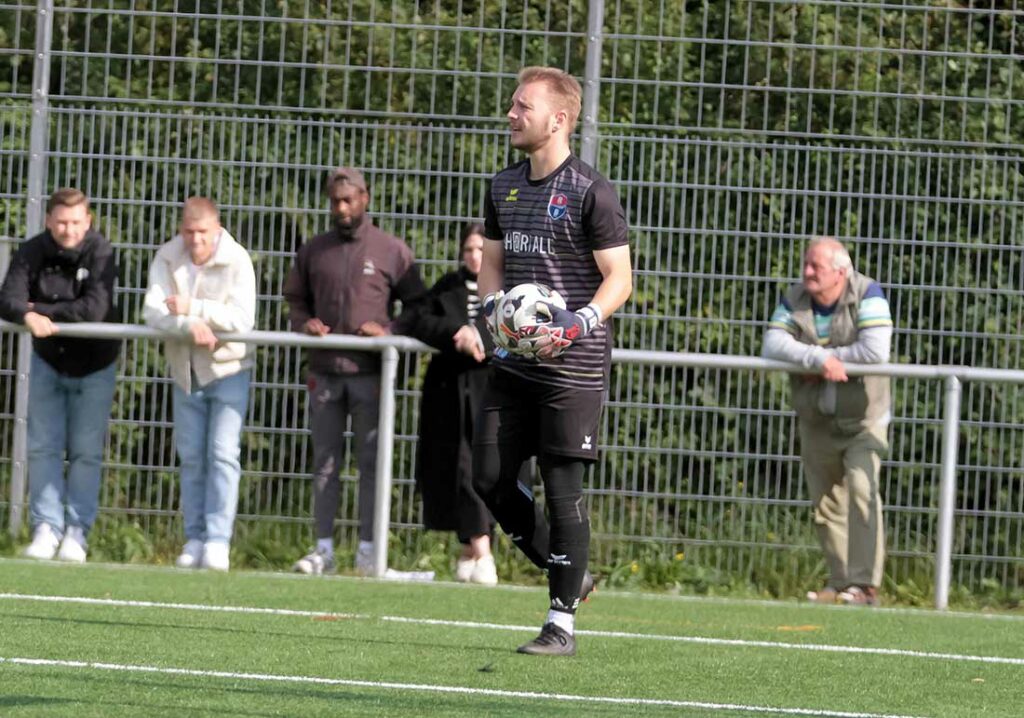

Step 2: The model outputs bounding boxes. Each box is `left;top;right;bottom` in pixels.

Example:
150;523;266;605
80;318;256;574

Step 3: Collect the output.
23;523;60;560
470;555;498;586
292;547;336;575
355;541;374;576
175;539;205;569
201;542;230;571
56;526;88;563
455;557;476;583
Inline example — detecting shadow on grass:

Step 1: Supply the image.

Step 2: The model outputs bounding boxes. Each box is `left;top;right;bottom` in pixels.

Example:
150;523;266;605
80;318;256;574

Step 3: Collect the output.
2;667;668;717
0;609;509;655
0;696;74;709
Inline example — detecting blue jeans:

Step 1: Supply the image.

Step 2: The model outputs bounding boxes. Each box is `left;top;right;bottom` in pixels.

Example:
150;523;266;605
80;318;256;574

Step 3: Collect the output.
172;370;250;544
28;352;117;536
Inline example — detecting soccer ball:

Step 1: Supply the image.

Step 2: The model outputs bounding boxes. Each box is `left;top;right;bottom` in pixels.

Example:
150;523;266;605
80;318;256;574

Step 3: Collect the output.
493;282;566;357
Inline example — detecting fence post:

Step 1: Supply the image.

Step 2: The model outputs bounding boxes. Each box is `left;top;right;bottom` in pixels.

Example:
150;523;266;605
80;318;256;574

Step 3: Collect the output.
9;0;55;538
934;375;962;610
370;345;399;577
579;0;604;166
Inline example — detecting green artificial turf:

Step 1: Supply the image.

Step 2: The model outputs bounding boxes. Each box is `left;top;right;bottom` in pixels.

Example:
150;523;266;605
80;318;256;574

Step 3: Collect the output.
1;559;1022;717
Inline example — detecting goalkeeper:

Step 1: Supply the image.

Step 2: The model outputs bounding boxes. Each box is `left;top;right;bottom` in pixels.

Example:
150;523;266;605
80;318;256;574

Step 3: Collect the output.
474;66;633;656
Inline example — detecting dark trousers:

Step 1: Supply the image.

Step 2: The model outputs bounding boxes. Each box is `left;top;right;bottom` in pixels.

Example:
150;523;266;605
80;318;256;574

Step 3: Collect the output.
308;372;379;542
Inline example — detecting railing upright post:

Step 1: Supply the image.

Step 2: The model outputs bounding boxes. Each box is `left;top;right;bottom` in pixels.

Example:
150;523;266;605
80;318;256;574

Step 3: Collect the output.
579;0;604;166
370;345;399;578
934;375;962;610
9;0;55;538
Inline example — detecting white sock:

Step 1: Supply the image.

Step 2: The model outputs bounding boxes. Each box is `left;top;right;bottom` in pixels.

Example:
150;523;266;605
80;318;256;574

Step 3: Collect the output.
546;610;575;635
316;538;334;557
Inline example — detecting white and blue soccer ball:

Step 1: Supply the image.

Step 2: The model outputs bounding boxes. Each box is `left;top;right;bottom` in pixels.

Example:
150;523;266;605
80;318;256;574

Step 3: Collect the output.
494;282;567;358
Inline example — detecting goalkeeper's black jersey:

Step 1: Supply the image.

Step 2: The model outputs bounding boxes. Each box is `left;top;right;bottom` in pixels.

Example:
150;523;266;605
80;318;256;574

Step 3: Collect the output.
484;154;629;391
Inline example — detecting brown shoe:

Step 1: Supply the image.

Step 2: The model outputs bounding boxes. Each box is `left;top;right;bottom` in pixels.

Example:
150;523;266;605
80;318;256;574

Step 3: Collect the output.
838;585;880;606
806;586;839;604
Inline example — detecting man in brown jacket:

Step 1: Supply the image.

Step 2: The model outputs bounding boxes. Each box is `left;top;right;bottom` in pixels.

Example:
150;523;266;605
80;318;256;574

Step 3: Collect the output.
762;237;893;606
284;167;425;575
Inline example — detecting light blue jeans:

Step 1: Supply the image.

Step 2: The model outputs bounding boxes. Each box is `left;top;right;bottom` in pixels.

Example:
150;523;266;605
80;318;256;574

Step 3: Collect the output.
28;352;117;536
172;370;250;544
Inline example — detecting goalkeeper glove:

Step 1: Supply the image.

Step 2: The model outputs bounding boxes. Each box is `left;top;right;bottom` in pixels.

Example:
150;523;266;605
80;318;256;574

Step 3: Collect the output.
533;302;603;359
482;290;504;347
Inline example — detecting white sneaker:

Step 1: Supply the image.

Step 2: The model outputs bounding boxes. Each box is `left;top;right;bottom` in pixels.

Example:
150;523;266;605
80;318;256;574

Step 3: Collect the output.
355;541;375;576
201;542;230;572
292;547;335;575
455;557;476;583
175;539;205;569
23;523;60;560
56;526;88;563
470;555;498;586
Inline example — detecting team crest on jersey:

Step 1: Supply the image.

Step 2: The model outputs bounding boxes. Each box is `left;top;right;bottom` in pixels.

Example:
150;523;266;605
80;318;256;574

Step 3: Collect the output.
547;193;568;220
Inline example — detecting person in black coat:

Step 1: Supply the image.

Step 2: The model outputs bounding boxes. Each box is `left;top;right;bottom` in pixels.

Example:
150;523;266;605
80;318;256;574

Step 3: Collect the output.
0;188;120;564
404;223;498;585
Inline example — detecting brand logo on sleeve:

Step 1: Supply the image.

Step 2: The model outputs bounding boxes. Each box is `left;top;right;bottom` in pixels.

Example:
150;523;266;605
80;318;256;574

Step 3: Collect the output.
547;193;568;220
504;187;519;202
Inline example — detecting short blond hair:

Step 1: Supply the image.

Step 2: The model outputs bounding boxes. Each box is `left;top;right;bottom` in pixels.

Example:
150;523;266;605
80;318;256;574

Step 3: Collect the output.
517;66;583;133
182;196;220;222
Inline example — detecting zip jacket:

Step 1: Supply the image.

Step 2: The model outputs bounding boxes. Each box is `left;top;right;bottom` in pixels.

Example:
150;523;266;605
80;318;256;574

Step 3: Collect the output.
283;219;425;375
0;229;120;377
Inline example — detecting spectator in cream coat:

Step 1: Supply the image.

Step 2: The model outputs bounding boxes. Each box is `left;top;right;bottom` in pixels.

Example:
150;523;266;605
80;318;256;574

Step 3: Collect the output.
143;197;256;571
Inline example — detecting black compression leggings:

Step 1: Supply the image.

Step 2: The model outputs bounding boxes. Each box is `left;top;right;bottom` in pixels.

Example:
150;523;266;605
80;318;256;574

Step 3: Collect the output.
474;448;590;613
538;454;590;613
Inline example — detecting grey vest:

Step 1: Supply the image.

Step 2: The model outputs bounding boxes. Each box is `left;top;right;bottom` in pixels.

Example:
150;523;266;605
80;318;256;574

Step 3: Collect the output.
786;271;891;433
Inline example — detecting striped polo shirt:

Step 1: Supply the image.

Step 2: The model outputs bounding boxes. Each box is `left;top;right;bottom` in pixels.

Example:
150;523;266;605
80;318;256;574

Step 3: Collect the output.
484;155;629;391
769;281;892;344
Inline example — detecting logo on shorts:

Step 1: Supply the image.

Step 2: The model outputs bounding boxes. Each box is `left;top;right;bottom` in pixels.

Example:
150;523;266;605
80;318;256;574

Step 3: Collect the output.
581;435;592;450
548;553;571;566
547;193;568;220
363;259;376;275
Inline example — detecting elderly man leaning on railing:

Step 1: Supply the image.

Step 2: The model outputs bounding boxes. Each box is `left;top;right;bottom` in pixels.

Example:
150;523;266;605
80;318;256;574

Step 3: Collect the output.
762;237;893;608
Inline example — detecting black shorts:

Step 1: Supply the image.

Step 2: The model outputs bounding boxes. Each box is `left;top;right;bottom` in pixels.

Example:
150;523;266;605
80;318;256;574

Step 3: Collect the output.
474;368;604;461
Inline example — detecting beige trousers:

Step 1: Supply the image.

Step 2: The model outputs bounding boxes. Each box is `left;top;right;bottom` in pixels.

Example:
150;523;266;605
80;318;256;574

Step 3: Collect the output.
798;419;888;589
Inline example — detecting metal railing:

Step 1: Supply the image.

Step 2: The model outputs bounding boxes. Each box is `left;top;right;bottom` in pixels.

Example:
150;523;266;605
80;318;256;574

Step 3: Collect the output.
6;320;1024;610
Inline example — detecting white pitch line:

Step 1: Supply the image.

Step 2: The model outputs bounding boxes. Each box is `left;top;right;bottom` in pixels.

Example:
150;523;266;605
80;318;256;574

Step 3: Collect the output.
0;655;929;718
0;592;365;620
7;557;1024;624
382;615;1024;667
3;592;1024;668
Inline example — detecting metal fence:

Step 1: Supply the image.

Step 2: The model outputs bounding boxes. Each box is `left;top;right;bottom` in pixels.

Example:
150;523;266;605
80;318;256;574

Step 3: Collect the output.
1;1;1022;598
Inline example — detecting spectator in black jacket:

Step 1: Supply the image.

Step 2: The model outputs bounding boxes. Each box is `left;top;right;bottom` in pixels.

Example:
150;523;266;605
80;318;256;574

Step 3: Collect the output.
403;224;498;585
0;188;120;563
